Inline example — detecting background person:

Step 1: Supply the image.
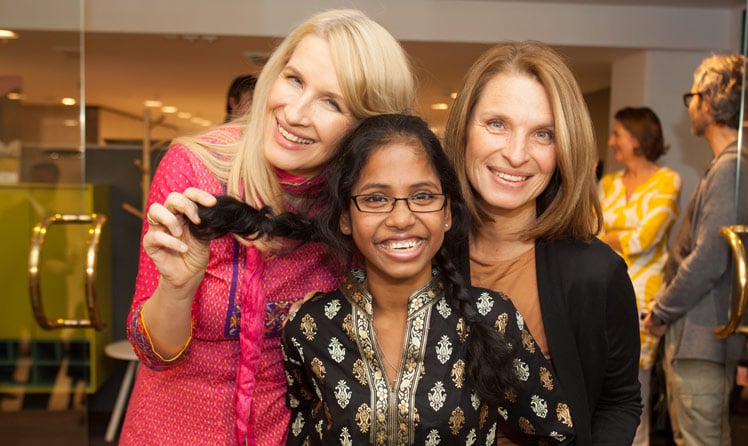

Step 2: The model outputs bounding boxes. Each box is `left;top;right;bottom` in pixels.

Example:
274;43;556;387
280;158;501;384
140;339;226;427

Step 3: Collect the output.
598;106;681;445
444;41;642;444
121;9;416;445
224;74;257;123
644;54;748;446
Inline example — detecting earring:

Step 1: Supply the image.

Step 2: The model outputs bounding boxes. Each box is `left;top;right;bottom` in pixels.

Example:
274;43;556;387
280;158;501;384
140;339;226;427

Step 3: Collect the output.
444;224;449;229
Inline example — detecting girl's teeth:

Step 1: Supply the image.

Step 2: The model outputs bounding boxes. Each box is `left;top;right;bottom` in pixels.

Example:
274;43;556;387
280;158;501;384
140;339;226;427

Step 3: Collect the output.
383;239;421;251
278;124;313;144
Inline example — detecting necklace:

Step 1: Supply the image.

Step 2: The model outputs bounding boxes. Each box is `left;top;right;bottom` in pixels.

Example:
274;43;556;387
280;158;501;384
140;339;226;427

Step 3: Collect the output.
373;331;399;384
380;349;399;376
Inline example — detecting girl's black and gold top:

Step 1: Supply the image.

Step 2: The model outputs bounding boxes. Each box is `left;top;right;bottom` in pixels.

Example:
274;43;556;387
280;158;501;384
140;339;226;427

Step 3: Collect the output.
281;270;575;445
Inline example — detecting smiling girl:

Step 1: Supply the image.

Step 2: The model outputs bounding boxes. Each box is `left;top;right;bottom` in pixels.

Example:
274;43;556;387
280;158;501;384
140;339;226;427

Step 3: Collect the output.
259;114;575;444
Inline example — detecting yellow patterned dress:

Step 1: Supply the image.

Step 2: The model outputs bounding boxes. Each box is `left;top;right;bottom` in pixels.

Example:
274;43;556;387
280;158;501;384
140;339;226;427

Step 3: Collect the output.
598;167;681;369
282;270;575;445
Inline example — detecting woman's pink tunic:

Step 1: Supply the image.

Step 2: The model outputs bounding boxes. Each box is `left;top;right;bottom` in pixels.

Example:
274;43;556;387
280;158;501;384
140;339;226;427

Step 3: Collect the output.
120;132;342;445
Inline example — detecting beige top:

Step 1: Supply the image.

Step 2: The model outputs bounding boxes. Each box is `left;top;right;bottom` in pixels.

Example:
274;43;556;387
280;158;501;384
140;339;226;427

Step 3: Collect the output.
470;247;549;359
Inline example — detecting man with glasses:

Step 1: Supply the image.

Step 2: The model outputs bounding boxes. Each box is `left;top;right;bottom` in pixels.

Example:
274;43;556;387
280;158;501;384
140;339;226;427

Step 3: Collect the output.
644;54;748;445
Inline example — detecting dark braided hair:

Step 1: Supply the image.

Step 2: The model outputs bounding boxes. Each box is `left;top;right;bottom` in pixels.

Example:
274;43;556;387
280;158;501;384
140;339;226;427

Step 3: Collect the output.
190;113;518;402
189;196;321;243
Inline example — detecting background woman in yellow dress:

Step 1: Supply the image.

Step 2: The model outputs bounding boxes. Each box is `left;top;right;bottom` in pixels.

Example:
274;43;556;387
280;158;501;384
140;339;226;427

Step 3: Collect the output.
598;106;682;446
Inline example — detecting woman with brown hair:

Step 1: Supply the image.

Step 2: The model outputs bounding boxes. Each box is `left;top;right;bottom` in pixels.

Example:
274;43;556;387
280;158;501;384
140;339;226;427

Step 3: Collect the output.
444;41;642;444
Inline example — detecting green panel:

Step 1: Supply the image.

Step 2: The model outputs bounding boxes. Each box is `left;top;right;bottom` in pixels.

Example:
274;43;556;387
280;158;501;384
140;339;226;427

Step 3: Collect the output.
0;184;112;392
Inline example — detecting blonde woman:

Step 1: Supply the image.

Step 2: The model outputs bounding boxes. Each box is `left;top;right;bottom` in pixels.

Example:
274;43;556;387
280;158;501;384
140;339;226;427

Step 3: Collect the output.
121;9;415;445
598;107;681;445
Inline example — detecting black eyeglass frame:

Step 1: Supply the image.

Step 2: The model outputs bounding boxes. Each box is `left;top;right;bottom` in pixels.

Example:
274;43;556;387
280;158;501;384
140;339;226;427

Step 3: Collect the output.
682;91;703;108
350;193;448;214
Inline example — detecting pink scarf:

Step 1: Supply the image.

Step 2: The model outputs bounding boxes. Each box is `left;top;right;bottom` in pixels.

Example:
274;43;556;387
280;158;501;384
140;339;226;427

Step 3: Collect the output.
235;169;327;445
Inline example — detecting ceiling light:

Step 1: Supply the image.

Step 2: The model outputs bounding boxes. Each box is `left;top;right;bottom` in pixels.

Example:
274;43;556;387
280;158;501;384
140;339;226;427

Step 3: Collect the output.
450;92;458;99
0;30;19;40
63;119;79;127
61;97;76;106
6;92;24;100
144;99;162;108
189;117;212;127
431;103;449;111
177;112;192;119
161;105;178;114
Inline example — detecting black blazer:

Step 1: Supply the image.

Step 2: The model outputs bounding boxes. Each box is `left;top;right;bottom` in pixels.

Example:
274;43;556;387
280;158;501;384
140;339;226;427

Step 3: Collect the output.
458;237;641;445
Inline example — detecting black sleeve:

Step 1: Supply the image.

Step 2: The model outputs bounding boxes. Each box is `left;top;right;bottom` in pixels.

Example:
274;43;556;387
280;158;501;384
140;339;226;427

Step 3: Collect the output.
590;256;642;444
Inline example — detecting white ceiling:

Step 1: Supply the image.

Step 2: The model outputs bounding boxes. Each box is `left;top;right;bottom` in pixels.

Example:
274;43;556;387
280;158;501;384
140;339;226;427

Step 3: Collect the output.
498;0;742;5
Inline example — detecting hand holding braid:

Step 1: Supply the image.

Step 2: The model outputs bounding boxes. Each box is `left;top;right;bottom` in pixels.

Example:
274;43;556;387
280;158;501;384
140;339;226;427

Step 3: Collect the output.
189;195;321;243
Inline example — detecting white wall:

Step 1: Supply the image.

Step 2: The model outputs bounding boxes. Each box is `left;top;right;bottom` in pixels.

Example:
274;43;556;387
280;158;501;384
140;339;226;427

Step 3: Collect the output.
0;1;741;52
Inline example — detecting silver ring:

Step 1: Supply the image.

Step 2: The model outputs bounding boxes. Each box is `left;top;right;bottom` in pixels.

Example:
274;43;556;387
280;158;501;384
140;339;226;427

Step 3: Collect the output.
146;214;160;226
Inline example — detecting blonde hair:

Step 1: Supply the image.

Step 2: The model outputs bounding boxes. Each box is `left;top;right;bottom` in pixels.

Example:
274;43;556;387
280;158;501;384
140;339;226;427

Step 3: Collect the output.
444;41;601;241
175;9;416;214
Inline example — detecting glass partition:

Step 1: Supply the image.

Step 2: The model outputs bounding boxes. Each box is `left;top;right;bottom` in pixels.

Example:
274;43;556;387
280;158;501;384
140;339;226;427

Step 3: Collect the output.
739;2;747;225
0;0;113;442
716;2;748;338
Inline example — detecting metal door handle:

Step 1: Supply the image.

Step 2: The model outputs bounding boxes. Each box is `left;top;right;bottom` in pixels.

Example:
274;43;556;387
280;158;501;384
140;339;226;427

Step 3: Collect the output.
28;213;108;331
714;225;748;337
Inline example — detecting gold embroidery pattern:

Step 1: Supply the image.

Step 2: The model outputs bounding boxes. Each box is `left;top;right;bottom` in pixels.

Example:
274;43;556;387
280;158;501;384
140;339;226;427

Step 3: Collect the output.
393;308;430;445
539;366;554;390
451;359;465;389
300;313;317;341
342;313;354;341
352;359;368;386
348;295;389;444
310;357;326;383
449;406;465;435
355;403;372;433
495;312;508;334
557;402;573;427
521;329;536;353
518;416;535;435
284;272;575;443
341;273;441;445
456;317;468;342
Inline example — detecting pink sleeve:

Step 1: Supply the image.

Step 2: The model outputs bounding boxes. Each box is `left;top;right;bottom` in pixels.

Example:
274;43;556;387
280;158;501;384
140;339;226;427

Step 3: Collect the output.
126;144;219;369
